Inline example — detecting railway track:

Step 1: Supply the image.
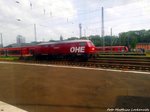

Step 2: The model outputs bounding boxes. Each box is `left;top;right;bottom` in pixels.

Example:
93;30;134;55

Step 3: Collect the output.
90;56;150;71
14;56;150;72
1;56;150;72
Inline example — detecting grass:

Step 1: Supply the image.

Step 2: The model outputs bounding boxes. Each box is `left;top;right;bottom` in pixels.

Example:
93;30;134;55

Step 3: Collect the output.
145;51;150;57
146;53;150;57
0;56;19;61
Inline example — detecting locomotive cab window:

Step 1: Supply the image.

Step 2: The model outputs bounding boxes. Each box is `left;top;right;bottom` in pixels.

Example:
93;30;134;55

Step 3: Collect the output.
44;45;49;47
87;42;94;47
79;42;86;46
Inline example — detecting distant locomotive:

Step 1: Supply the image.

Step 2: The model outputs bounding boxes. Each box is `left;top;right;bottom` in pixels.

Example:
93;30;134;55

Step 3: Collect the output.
0;40;96;60
96;46;128;53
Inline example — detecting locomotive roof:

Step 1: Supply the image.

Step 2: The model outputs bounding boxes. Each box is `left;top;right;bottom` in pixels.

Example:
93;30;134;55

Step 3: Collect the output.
38;40;91;45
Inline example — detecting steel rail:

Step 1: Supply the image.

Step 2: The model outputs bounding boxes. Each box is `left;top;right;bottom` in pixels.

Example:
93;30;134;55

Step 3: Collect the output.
12;59;150;72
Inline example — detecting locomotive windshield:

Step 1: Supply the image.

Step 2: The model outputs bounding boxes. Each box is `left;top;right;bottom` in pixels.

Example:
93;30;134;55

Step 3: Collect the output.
79;42;86;46
87;41;95;47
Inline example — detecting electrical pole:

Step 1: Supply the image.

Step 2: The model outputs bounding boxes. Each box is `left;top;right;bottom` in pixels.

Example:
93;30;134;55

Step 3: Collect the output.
79;23;82;38
0;33;3;48
84;29;86;37
110;28;112;53
101;7;105;51
34;24;37;42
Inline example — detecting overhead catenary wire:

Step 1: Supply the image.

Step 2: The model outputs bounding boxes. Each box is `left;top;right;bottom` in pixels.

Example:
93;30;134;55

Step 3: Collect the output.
1;0;150;46
12;0;150;26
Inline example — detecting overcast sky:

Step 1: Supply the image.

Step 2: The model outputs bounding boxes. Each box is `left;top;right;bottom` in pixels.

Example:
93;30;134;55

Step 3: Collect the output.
0;0;150;46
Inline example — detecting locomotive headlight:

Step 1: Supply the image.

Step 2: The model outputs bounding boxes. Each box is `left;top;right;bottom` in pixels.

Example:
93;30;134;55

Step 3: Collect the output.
91;47;95;50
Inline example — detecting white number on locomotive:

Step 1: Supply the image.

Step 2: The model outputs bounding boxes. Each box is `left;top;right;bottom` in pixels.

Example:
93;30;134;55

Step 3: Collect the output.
70;47;85;53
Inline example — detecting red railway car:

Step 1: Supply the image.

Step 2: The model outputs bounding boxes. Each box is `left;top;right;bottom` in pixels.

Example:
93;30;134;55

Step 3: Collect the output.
0;40;96;60
0;47;34;57
96;46;128;53
0;48;7;56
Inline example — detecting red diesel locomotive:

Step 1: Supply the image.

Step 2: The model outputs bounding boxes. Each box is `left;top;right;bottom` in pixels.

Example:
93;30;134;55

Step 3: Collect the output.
0;40;96;60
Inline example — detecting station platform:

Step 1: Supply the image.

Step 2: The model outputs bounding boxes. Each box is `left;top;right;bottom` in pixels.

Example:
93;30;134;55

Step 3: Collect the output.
0;101;27;112
0;62;150;112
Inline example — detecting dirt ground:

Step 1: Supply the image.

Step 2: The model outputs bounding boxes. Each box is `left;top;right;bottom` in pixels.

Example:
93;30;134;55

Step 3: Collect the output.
0;62;150;112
